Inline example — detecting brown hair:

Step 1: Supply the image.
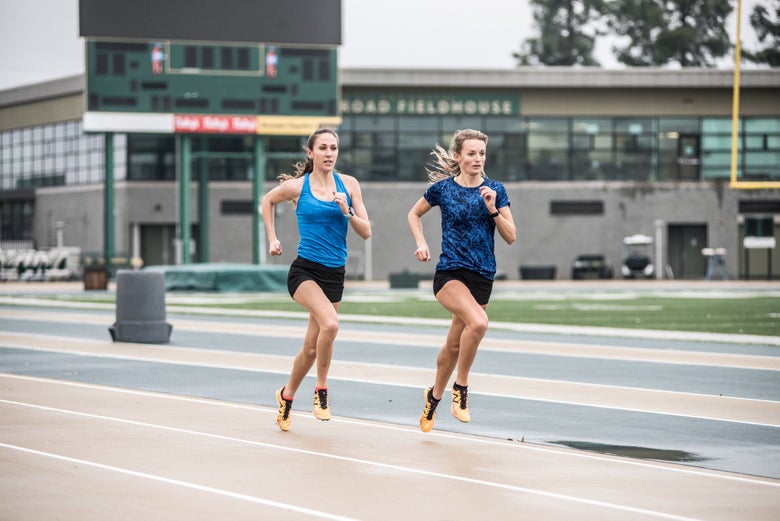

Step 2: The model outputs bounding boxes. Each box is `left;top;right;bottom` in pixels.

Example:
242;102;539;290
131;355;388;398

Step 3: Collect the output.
426;129;489;182
278;128;340;182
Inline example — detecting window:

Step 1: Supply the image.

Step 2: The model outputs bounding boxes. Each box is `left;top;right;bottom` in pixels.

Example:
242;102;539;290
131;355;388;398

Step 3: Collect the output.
550;200;604;215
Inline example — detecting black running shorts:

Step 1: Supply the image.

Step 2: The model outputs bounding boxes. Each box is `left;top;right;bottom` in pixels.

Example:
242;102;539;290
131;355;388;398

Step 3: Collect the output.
287;256;346;303
432;268;493;305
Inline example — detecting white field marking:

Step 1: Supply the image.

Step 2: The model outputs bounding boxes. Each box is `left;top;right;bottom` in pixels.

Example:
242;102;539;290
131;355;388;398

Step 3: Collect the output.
1;296;778;346
533;304;664;311
2;335;779;428
0;442;359;521
0;400;716;521
3;373;780;489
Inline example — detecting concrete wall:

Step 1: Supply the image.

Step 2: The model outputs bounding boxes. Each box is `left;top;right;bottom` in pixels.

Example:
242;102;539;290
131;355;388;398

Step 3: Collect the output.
32;180;778;280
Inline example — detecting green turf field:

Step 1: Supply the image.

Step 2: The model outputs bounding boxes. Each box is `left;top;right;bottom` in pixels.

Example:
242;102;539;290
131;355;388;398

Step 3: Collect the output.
20;288;780;337
204;293;780;337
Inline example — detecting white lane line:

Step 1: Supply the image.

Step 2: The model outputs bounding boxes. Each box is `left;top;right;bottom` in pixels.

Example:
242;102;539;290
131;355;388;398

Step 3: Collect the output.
2;338;778;428
0;442;359;521
0;399;702;521
4;373;780;488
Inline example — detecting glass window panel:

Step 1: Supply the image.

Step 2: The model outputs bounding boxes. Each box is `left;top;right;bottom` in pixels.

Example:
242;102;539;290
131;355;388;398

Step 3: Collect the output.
527;149;568;180
701;135;734;150
485;116;525;133
745;118;780;132
354;133;373;148
616;134;654;152
338;132;352;149
615;118;656;133
399;132;437;149
353;116;394;132
572;118;611;134
398;116;437;132
745;136;765;150
571;150;613;180
525;118;568;132
571;134;591;150
615;151;655;181
491;132;527;181
659;118;699;133
398;148;433;181
594;135;611;148
371;133;392;148
528;133;567;150
745;151;780;169
702;118;737;133
441;116;482;132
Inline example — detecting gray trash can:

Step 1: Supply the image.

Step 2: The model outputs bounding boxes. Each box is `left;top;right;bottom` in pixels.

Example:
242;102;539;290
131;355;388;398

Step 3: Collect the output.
109;270;172;343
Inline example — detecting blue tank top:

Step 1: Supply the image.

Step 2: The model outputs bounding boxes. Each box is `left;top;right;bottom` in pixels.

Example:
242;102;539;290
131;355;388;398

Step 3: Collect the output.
296;172;351;268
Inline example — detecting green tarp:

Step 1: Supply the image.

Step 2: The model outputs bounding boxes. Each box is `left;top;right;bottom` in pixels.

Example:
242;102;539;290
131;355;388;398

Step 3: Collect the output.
145;263;289;292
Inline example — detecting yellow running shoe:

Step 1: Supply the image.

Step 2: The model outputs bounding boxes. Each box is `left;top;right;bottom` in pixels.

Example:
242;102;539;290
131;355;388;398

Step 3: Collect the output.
313;388;331;421
419;387;440;433
275;387;292;431
451;383;470;423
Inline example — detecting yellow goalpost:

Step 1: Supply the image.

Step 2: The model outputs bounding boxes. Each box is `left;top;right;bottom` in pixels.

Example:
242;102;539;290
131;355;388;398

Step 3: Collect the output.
730;0;780;190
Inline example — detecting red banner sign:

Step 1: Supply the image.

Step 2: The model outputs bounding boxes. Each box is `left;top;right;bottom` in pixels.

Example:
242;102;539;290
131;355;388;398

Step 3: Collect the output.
174;115;257;134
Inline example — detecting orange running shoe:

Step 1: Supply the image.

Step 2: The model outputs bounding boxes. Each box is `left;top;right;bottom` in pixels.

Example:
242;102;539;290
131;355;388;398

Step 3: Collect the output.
275;387;293;431
451;383;470;423
313;388;331;421
419;387;440;433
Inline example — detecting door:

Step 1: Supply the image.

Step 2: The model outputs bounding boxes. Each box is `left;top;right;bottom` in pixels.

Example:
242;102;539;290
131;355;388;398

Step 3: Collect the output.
668;224;708;279
140;224;176;266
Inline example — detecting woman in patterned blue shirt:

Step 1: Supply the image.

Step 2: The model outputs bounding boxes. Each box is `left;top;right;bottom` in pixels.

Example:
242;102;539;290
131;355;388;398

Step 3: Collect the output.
261;129;371;431
407;129;516;433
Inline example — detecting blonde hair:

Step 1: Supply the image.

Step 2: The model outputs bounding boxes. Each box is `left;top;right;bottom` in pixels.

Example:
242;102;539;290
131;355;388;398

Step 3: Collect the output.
426;129;489;182
278;128;339;182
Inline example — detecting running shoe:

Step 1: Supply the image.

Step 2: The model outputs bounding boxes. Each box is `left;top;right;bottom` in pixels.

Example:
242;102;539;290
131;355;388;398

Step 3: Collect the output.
313;388;331;421
451;384;470;423
419;387;439;433
275;387;293;431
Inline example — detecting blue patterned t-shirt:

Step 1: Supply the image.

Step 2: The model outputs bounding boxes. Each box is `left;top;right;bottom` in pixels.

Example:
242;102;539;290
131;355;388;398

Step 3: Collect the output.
423;176;510;280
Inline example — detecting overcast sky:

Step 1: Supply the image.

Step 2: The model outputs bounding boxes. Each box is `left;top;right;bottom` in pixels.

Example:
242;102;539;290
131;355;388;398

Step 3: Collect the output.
0;0;763;92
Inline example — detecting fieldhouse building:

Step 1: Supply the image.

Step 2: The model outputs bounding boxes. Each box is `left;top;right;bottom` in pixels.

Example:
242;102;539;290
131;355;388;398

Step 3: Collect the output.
1;67;779;281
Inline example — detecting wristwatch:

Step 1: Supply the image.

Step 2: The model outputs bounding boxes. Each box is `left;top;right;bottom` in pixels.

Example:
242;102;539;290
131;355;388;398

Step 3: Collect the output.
344;207;355;218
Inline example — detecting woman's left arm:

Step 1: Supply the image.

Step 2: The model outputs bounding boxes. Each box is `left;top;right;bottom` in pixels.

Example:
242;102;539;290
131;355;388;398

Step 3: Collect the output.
494;206;516;245
345;176;372;240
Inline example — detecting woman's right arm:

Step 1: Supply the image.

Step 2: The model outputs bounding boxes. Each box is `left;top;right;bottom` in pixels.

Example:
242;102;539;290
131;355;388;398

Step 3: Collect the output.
260;180;301;256
407;197;432;262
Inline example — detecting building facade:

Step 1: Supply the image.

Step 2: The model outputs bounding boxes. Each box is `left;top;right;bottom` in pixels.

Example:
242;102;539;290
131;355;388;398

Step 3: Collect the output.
1;68;779;281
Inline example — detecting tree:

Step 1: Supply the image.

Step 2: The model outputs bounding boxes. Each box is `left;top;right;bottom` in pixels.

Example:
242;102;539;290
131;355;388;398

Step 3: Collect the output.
743;0;780;66
607;0;732;67
514;0;606;66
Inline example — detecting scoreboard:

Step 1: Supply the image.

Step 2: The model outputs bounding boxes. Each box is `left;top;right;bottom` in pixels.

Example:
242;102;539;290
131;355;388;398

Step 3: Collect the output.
80;0;341;135
86;40;338;114
83;40;340;134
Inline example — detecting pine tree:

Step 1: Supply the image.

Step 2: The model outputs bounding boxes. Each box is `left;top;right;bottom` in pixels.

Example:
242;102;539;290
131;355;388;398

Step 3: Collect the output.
514;0;606;66
743;0;780;66
606;0;732;67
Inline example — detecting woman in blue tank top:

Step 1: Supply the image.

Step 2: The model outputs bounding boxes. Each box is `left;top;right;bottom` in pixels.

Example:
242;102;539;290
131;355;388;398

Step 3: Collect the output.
407;129;516;433
260;129;371;432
